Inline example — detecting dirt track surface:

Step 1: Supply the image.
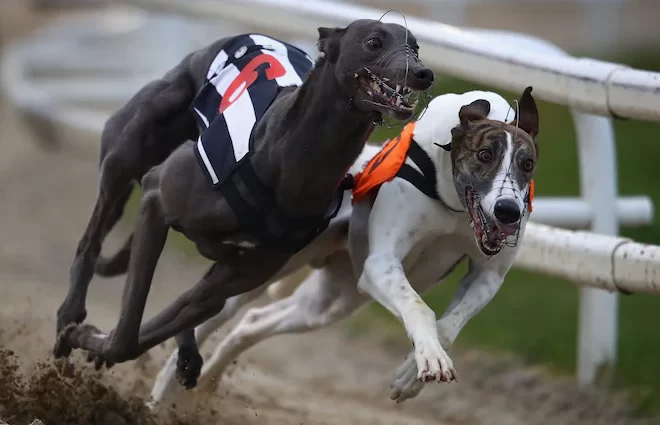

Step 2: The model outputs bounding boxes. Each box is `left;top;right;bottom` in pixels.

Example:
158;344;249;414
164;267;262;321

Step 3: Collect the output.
0;3;658;425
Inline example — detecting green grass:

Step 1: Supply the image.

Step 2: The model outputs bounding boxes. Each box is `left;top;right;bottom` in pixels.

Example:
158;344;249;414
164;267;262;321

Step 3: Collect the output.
125;51;660;415
363;51;660;416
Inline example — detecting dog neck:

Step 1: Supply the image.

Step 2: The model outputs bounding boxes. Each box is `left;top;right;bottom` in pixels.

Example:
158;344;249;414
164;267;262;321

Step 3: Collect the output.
253;58;379;218
412;116;464;213
433;148;464;211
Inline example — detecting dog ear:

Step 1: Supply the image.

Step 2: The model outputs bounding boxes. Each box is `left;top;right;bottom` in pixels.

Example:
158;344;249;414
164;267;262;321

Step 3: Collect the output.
512;86;539;139
458;99;491;126
451;99;491;144
317;27;345;63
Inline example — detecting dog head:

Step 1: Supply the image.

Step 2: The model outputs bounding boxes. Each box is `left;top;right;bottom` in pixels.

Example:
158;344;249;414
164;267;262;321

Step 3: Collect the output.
449;87;539;256
316;19;434;121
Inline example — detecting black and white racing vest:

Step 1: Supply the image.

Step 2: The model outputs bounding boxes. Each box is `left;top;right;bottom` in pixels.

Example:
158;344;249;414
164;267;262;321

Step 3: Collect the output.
192;34;314;185
190;34;350;251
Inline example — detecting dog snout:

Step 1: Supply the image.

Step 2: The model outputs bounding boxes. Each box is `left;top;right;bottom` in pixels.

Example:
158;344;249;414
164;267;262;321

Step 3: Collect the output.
493;198;521;224
410;65;434;90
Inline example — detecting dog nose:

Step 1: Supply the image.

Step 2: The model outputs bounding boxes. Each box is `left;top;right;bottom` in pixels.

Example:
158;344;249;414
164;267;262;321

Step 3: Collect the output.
493;199;521;224
411;65;434;89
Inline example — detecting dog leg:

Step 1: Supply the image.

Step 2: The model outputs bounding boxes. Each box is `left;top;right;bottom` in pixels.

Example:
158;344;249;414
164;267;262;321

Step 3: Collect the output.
63;245;292;375
149;286;267;408
355;182;456;384
173;328;203;390
266;266;312;300
56;69;197;336
55;174;134;337
194;251;363;393
390;260;505;402
54;186;170;361
95;232;133;277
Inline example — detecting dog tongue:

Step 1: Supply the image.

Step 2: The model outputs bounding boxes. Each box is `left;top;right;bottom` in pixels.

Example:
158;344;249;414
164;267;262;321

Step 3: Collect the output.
497;223;519;236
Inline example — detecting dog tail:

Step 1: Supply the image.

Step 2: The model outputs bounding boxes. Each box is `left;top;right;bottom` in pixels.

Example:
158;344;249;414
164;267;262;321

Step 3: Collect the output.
95;233;133;277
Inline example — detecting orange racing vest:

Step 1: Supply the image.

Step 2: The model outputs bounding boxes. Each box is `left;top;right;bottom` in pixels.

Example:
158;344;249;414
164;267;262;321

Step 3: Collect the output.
353;122;416;203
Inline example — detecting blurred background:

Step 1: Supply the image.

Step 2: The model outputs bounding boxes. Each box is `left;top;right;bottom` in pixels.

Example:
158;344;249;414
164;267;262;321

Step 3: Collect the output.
1;0;659;420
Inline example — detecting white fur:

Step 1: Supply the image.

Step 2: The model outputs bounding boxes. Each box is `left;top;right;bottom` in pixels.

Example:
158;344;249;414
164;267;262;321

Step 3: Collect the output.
148;91;531;408
480;130;527;215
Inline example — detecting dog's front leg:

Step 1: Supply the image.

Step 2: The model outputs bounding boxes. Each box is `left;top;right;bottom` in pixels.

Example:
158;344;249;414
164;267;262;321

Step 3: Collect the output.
117;246;290;380
356;183;456;384
173;328;203;390
390;260;505;402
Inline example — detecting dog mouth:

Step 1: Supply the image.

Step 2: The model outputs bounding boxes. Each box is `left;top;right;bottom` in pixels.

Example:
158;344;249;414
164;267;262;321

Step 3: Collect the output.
359;68;418;117
465;188;519;256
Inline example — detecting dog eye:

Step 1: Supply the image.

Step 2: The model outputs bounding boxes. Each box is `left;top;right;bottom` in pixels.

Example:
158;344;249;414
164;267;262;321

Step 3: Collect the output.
477;149;492;163
366;38;382;50
523;158;535;172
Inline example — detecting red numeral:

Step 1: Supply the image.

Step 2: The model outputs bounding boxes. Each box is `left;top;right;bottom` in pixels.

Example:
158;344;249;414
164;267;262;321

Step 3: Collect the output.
219;53;286;114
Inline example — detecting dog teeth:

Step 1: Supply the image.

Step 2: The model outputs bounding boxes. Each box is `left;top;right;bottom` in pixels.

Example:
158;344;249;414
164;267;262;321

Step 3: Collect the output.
369;81;382;94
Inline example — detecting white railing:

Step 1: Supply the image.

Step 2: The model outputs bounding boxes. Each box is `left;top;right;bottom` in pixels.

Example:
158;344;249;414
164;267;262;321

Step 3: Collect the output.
2;0;659;389
518;223;660;294
130;0;660;121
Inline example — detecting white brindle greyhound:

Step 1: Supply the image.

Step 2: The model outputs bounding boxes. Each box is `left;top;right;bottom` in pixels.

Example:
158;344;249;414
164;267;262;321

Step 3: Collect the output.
149;87;539;407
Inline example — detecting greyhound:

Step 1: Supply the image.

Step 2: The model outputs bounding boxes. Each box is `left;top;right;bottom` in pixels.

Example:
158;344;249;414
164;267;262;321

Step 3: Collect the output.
147;87;540;407
53;20;434;390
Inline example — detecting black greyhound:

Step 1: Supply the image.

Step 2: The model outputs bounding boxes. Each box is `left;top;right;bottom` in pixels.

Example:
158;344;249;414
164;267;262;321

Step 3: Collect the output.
54;19;434;389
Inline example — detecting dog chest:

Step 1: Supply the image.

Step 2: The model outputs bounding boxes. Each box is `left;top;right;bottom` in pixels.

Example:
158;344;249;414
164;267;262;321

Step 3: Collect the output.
401;235;466;288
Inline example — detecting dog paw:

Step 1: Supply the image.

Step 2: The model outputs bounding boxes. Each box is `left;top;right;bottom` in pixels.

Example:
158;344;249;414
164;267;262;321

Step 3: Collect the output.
413;338;457;383
176;345;203;390
389;352;425;403
55;322;116;368
53;323;78;358
75;325;115;370
55;305;87;335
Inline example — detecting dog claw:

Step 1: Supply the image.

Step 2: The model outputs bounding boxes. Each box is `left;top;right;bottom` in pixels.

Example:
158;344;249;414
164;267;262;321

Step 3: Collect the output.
413;342;457;386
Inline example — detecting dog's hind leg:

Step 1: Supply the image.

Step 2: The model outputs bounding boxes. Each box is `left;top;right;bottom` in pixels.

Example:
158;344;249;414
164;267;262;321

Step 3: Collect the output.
55;68;198;338
149;286;268;408
55;167;135;336
194;250;366;393
55;171;172;360
63;242;292;374
94;233;133;277
266;265;313;300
